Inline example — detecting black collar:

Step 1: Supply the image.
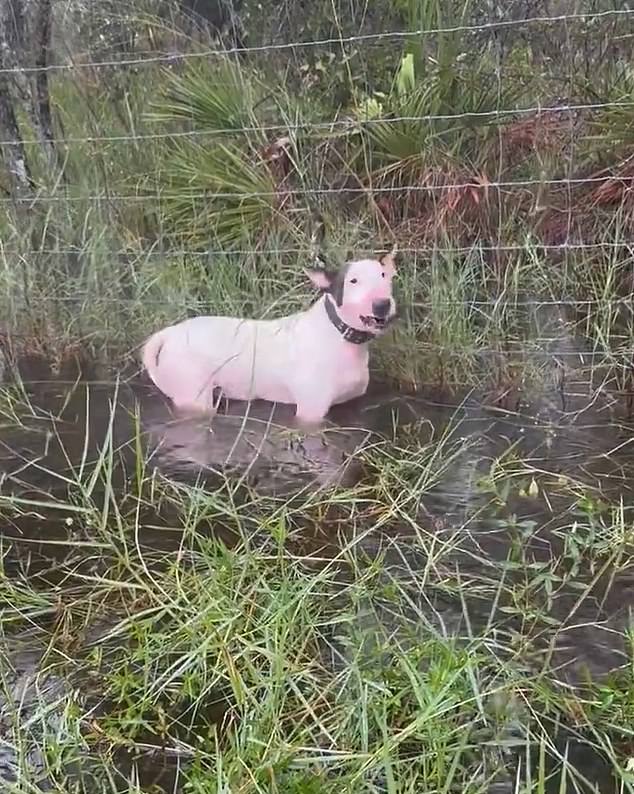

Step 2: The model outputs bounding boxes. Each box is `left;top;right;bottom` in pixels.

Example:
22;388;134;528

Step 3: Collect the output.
324;295;375;344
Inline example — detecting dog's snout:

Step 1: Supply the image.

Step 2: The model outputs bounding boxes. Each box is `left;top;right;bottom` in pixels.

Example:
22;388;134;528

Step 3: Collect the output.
372;298;391;318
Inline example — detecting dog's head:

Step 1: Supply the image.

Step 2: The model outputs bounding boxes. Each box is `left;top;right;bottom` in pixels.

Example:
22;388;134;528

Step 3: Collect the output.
305;246;398;335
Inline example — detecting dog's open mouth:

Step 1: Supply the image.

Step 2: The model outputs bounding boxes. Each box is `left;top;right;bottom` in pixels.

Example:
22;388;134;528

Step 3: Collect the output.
360;314;392;330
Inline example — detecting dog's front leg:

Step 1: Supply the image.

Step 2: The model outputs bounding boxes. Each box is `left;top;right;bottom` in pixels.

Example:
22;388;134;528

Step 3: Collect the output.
294;395;332;432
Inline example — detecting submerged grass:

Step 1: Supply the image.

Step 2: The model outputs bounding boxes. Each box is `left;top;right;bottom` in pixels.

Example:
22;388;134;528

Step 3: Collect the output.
0;384;634;792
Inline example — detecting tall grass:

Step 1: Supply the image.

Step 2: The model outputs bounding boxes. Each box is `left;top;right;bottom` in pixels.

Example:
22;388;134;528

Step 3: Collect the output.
1;385;634;791
1;1;633;400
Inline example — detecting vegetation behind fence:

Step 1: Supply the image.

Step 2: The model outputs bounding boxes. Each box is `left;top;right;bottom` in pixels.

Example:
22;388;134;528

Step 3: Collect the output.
2;0;634;400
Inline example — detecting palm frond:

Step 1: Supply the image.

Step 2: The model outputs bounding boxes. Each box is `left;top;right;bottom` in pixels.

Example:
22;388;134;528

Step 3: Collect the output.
149;59;268;140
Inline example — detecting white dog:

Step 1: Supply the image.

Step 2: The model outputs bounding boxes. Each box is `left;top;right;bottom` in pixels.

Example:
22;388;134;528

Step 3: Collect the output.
141;248;397;426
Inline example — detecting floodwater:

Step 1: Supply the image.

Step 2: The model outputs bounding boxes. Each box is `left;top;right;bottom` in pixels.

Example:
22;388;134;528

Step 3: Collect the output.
1;359;634;792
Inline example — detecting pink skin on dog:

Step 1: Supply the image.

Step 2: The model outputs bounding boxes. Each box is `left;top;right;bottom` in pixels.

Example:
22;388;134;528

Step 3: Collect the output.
141;251;397;426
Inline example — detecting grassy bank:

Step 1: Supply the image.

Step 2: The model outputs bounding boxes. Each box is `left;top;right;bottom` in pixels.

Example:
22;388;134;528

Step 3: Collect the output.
1;384;634;792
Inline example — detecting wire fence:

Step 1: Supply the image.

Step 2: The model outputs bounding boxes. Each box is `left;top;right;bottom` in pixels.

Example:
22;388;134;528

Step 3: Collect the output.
3;3;634;382
2;174;634;204
3;242;634;257
1;7;632;75
0;100;630;147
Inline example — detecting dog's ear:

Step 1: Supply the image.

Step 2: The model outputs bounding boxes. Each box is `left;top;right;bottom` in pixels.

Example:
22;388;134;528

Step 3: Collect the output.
305;267;336;291
380;244;398;275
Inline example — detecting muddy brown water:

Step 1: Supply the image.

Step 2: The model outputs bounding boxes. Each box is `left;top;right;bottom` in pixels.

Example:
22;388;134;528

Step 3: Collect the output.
1;367;634;792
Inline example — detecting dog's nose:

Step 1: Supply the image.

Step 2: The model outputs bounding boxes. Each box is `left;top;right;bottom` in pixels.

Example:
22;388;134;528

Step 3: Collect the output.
372;298;392;318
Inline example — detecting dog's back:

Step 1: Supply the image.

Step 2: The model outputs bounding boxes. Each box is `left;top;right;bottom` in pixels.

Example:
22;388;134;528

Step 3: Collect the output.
143;313;300;408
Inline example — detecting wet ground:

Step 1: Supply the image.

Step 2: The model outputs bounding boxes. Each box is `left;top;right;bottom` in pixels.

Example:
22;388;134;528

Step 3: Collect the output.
1;361;634;792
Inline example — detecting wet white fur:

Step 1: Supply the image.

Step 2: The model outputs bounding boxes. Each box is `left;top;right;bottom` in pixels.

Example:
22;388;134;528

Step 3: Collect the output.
141;254;396;425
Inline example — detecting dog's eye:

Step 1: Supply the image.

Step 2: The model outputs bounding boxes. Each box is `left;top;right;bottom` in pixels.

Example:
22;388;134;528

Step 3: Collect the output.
350;278;358;284
381;272;385;278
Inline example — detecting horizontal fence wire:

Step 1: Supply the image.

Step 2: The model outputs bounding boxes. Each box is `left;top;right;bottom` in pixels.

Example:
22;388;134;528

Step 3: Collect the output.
3;243;634;258
2;342;634;358
2;296;634;310
8;381;634;394
1;8;632;75
2;174;633;204
0;100;629;147
1;322;634;354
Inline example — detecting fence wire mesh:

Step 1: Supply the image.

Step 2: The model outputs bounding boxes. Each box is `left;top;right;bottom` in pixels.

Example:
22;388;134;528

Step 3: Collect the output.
2;0;634;395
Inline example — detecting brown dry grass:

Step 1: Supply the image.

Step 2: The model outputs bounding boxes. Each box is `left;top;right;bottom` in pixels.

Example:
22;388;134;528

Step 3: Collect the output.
369;112;634;262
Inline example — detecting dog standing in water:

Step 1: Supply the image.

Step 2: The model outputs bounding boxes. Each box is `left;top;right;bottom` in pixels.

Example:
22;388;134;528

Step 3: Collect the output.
141;247;397;426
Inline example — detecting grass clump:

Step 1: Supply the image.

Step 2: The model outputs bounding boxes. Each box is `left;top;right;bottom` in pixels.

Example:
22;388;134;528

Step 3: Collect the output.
149;59;294;247
0;386;633;792
3;0;634;396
